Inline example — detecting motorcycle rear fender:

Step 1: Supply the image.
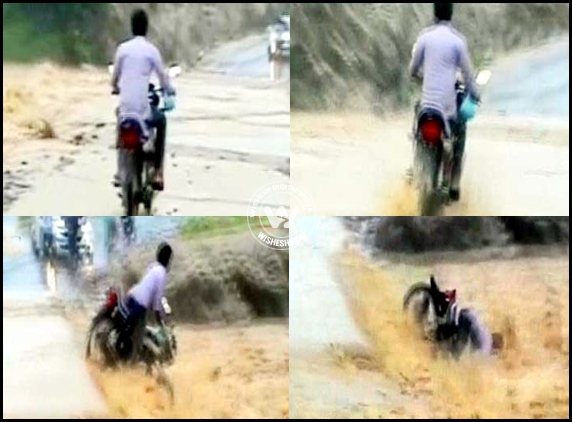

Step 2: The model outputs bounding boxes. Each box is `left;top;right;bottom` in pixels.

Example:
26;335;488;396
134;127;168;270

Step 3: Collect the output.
416;107;451;140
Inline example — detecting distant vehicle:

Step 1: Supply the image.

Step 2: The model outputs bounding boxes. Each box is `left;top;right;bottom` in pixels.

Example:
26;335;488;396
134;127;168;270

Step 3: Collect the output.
31;216;54;257
120;216;136;245
268;14;290;61
32;217;94;264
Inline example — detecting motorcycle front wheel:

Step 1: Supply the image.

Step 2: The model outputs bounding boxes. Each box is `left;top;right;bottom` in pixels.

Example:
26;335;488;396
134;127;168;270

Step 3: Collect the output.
86;317;116;367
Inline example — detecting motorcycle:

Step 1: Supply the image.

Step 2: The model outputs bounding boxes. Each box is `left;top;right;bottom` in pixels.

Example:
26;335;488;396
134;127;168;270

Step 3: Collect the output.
86;286;177;398
403;276;503;358
267;15;290;62
411;69;491;215
108;64;181;216
31;217;54;258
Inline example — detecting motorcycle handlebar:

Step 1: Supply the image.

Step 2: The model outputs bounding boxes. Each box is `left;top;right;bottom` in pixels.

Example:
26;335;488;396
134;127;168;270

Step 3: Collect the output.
111;87;175;96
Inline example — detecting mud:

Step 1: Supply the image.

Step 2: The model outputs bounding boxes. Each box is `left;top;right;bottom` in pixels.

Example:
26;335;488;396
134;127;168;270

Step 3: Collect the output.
96;231;289;323
84;321;289;419
343;217;569;253
3;217;290;418
338;249;569;419
289;217;569;418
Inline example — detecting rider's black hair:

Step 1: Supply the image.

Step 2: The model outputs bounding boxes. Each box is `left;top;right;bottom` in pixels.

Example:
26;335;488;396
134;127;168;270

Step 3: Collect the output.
131;9;149;37
157;241;173;268
434;3;454;22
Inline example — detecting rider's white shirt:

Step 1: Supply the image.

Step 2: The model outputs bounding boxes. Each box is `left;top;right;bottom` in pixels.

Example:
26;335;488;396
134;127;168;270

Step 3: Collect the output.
129;262;167;312
111;36;173;127
410;22;478;120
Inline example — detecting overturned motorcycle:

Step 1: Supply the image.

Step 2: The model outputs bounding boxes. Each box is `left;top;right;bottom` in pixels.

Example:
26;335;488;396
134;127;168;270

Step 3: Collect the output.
86;286;177;400
403;275;503;358
108;64;182;216
409;70;492;215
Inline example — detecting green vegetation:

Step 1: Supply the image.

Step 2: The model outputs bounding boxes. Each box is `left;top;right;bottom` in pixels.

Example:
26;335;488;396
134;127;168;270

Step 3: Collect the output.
3;3;110;64
291;3;570;111
3;13;65;63
181;216;271;239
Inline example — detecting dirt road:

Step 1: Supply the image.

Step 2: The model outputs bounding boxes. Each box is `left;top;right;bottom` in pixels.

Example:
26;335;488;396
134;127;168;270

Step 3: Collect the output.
3;34;290;215
291;39;569;216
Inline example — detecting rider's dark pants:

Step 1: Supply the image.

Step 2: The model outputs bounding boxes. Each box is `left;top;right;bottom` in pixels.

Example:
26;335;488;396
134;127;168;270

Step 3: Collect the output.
120;296;147;362
449;118;466;189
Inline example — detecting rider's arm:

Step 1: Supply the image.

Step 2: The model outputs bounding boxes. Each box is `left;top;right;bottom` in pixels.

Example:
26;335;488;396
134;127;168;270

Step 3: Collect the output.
458;39;480;102
150;46;175;96
152;269;167;323
111;46;124;93
409;36;425;80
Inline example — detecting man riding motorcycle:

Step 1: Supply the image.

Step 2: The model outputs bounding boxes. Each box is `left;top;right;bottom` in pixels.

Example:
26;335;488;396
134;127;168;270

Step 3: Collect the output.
409;3;480;201
111;9;176;191
117;241;173;362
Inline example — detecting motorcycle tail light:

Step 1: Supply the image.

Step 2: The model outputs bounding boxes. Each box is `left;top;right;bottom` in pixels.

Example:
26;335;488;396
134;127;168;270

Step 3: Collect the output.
419;119;443;146
106;291;118;309
120;127;141;151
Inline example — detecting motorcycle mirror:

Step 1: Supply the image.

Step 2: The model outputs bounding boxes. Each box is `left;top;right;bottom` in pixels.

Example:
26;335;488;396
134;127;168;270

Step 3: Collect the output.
107;64;114;75
168;65;182;78
476;69;492;86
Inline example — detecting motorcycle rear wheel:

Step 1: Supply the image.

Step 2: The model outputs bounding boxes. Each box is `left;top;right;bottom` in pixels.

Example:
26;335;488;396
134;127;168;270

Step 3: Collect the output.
124;183;139;216
414;142;442;216
121;152;140;216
